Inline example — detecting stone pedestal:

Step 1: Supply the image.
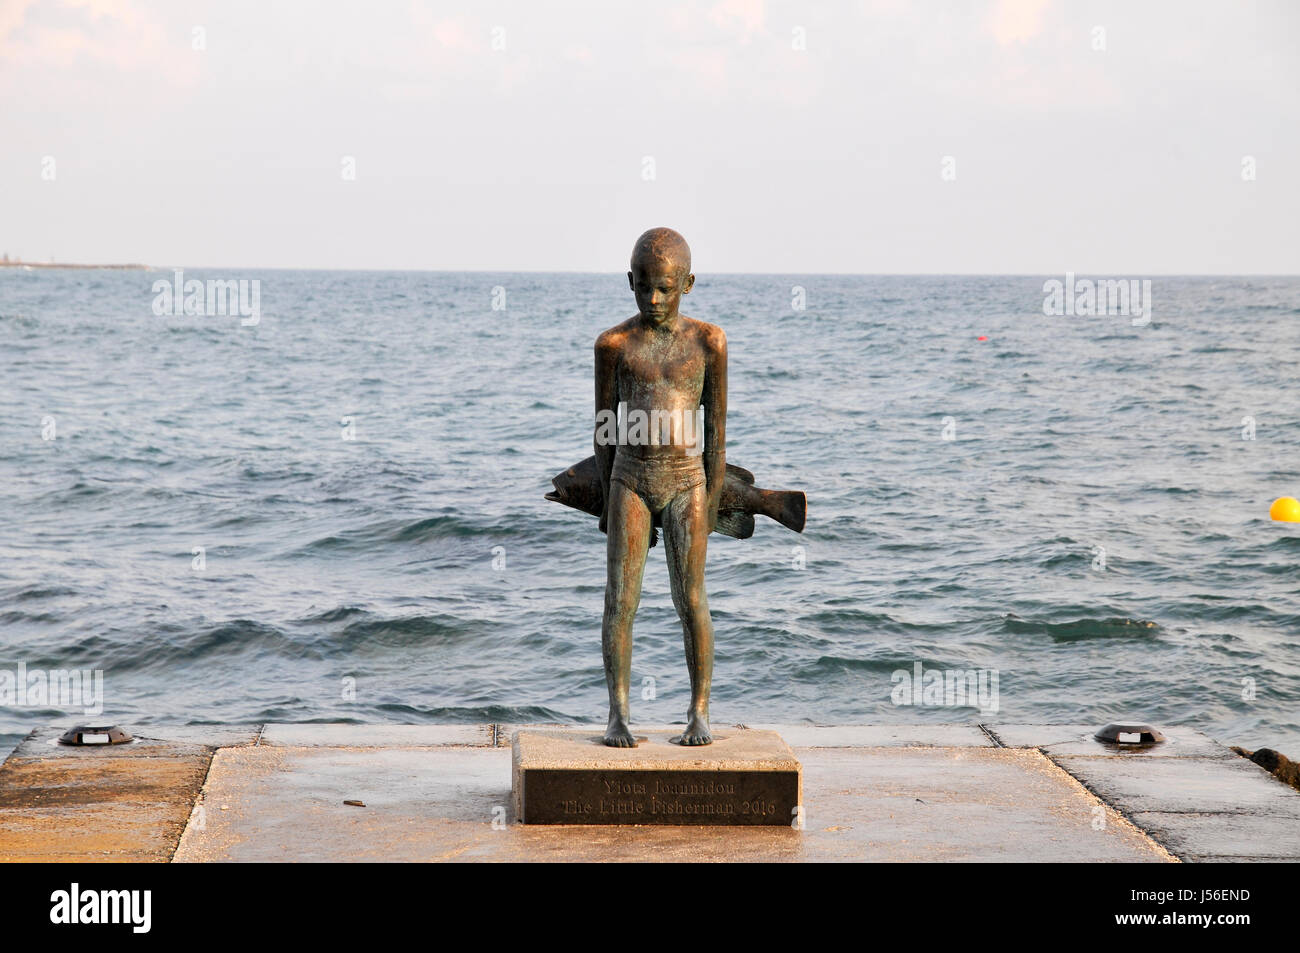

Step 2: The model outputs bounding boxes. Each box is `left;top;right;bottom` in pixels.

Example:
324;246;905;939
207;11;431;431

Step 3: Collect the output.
511;728;802;825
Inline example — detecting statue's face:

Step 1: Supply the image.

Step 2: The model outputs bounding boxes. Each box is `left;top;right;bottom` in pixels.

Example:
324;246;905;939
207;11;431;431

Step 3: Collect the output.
629;257;693;326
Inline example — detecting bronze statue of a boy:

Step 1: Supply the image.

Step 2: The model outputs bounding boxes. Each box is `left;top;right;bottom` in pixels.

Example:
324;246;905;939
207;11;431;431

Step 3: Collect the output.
594;228;726;747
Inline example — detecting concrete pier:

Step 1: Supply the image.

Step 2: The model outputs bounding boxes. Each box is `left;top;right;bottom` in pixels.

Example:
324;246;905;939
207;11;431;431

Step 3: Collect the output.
1;723;1297;862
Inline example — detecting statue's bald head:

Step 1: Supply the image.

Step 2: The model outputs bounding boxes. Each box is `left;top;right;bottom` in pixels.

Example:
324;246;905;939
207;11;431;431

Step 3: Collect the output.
627;228;695;323
630;227;691;278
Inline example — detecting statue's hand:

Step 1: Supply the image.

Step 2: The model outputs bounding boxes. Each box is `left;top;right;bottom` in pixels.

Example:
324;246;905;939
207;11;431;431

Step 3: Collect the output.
703;454;724;535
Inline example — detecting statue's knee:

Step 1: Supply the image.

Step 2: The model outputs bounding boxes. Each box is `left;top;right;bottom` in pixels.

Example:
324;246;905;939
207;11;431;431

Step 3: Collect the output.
605;579;638;608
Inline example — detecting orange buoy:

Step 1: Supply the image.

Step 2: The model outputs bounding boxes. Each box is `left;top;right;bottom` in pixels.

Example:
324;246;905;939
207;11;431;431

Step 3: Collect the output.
1269;497;1300;522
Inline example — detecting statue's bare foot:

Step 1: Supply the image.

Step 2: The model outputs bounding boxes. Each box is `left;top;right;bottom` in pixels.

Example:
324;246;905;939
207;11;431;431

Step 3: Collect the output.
679;711;712;746
604;715;637;748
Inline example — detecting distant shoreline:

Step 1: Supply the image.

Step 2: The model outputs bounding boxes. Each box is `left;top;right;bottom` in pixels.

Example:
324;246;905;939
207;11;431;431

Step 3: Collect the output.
0;260;148;270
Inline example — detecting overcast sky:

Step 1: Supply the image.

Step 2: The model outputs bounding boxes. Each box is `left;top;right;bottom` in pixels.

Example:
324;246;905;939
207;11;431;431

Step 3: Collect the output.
2;0;1297;273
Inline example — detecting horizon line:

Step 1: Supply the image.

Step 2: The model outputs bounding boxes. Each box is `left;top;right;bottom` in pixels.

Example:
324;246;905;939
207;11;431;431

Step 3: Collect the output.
5;262;1298;278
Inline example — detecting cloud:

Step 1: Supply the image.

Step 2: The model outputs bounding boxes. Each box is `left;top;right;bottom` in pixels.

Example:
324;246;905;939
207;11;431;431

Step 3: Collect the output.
0;0;197;82
709;0;766;44
408;2;482;54
0;0;39;56
987;0;1052;46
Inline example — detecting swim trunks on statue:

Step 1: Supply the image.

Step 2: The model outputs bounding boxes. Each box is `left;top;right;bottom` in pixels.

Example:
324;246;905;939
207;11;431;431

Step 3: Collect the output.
610;449;706;516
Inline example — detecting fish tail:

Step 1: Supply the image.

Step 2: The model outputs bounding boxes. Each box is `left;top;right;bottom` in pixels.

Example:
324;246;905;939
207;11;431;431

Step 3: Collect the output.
756;488;806;533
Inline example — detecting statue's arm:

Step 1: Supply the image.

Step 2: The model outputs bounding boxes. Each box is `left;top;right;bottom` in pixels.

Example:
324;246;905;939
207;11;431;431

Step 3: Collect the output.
594;333;618;533
702;326;727;532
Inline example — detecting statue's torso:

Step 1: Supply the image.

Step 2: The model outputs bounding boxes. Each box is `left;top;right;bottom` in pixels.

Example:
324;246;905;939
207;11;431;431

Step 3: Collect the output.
614;322;706;460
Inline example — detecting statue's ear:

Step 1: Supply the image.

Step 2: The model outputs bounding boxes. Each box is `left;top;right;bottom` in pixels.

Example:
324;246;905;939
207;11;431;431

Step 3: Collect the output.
683;273;695;294
627;271;635;291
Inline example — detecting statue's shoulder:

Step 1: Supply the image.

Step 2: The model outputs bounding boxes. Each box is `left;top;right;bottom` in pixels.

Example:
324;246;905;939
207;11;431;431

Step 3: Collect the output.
595;317;638;352
687;317;726;353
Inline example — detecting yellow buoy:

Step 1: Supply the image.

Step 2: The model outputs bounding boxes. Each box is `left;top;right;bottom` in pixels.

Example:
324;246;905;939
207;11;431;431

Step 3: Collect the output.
1270;497;1300;522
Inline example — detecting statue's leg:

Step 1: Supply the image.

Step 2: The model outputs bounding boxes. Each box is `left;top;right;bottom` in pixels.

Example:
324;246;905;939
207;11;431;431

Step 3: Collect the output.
602;479;651;747
662;482;714;746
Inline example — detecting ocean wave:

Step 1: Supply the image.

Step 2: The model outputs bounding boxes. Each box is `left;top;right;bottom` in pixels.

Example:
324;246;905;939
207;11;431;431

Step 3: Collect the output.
1001;614;1161;642
370;703;574;722
389;514;493;543
330;613;492;647
1;585;80;602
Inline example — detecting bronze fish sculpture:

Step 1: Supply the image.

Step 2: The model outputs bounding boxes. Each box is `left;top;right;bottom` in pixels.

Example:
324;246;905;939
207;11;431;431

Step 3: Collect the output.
545;455;806;543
